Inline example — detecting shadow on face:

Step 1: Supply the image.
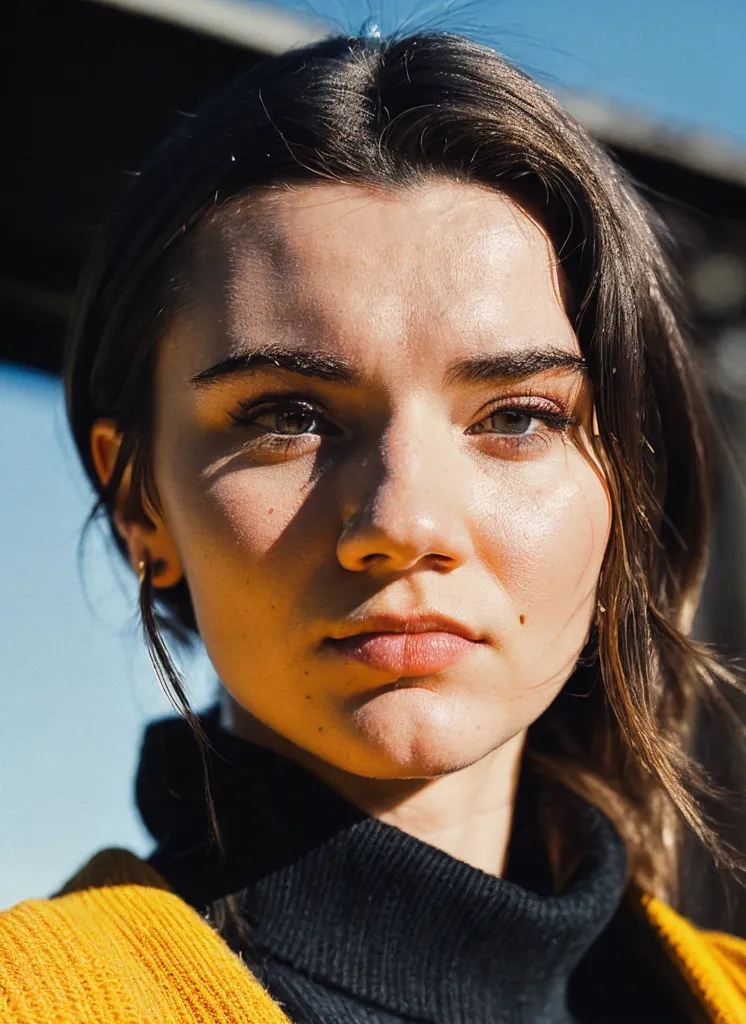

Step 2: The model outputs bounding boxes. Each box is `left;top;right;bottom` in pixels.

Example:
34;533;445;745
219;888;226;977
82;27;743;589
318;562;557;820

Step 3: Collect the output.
144;178;610;785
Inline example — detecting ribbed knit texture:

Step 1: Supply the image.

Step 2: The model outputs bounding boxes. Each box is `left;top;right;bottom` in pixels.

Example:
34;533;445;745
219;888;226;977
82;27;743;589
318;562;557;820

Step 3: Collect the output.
4;847;746;1023
4;706;746;1023
235;798;621;1024
0;849;292;1023
638;894;746;1024
134;707;680;1023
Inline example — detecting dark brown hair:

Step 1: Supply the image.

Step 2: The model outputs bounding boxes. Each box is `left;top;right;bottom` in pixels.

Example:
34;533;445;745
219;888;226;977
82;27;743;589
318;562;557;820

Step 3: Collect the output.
66;29;743;905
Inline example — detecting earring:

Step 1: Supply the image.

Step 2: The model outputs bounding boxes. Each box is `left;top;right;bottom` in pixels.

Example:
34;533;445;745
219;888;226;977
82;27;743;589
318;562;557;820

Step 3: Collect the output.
137;554;167;586
137;556;149;586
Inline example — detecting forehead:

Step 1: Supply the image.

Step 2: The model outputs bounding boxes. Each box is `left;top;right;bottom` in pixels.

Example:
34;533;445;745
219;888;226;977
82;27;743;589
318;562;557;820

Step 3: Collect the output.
175;179;577;375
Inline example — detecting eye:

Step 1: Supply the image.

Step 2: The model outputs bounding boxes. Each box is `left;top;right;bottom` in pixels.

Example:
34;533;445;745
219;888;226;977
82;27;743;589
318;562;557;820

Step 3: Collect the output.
262;402;320;435
469;403;571;437
475;409;536;435
230;398;341;437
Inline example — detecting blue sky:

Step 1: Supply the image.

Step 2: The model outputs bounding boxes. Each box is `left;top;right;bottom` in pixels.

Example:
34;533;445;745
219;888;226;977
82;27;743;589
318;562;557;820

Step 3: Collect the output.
272;0;746;143
2;0;745;909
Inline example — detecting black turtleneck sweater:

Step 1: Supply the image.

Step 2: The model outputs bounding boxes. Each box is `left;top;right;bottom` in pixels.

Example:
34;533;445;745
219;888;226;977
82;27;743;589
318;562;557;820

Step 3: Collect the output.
136;707;691;1024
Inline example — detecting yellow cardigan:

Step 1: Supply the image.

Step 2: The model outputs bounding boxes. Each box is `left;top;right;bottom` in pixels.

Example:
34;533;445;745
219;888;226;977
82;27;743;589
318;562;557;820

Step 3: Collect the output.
1;847;746;1023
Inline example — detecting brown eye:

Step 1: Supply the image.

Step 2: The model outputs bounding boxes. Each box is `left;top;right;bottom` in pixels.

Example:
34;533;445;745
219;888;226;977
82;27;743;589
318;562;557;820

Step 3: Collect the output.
266;402;319;435
231;398;343;438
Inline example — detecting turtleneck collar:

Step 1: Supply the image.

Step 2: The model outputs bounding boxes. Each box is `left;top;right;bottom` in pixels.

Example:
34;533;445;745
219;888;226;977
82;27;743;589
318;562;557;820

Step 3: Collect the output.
137;706;628;1024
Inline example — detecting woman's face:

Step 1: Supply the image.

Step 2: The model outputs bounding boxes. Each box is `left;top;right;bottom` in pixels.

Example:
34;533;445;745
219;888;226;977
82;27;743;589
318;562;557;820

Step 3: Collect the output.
150;180;611;779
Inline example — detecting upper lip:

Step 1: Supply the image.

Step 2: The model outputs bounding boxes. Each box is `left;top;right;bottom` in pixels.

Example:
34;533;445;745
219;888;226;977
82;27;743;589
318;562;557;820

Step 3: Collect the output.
326;613;484;643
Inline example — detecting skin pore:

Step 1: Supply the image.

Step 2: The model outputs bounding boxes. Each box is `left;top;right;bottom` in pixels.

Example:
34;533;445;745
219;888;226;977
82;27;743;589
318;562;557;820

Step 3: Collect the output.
92;179;611;877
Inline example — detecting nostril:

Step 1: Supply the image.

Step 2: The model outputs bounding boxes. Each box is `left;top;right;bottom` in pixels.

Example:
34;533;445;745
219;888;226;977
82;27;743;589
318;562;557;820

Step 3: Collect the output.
429;553;455;571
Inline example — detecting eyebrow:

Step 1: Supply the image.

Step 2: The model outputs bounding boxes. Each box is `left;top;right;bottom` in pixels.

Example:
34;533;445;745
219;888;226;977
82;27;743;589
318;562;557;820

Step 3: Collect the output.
189;344;587;389
445;347;587;386
190;347;357;387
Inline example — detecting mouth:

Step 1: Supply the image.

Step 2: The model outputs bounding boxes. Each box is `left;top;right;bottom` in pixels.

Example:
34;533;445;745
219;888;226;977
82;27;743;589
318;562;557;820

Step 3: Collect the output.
323;614;486;677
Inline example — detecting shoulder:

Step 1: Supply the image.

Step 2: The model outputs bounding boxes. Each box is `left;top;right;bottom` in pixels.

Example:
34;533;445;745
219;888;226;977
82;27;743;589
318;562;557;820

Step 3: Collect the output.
634;888;746;1023
0;848;291;1024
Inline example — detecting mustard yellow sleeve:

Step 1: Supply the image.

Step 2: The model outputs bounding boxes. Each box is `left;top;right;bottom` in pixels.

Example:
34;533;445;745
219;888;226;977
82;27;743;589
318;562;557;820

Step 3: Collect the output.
0;868;292;1024
640;891;746;1024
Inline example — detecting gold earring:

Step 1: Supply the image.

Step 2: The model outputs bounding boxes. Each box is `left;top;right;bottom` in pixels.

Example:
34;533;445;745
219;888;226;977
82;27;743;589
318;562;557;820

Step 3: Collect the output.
138;555;168;585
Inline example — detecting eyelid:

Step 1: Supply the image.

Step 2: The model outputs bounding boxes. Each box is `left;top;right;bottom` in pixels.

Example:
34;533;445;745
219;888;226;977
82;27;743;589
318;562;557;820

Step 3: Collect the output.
476;392;565;415
466;393;576;439
232;393;333;422
469;395;569;430
236;390;330;410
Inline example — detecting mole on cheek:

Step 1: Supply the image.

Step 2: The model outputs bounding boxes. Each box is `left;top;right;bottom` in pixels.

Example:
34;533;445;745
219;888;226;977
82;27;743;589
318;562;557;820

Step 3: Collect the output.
268;508;274;515
519;614;526;625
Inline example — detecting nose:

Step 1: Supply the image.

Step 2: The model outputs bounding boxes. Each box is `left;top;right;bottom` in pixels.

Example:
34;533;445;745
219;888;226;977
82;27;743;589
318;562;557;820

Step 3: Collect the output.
336;426;473;574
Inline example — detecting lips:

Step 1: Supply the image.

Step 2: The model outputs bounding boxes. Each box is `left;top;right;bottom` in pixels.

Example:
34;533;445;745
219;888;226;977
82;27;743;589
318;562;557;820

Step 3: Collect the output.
328;631;478;675
325;614;483;679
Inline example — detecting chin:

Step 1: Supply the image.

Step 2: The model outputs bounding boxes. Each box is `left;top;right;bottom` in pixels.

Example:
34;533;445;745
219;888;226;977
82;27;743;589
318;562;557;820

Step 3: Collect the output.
344;686;492;779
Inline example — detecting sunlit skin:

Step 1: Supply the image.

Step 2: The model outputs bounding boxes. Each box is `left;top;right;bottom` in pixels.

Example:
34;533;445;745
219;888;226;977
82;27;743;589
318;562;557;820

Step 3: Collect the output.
93;180;611;876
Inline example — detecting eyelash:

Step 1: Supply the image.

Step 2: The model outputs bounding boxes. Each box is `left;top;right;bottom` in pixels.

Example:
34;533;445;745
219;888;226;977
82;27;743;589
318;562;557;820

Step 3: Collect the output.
229;396;341;442
228;394;575;452
467;397;573;444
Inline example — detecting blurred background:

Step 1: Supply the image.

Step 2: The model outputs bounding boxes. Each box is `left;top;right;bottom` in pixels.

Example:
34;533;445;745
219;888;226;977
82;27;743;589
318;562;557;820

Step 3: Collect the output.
2;0;746;925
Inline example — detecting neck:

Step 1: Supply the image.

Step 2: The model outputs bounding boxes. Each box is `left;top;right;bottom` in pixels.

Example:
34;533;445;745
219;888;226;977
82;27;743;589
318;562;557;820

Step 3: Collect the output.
222;691;526;877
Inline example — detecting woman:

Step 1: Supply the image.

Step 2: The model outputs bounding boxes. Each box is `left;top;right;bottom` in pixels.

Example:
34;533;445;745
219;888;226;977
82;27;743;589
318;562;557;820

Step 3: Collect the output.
2;28;745;1024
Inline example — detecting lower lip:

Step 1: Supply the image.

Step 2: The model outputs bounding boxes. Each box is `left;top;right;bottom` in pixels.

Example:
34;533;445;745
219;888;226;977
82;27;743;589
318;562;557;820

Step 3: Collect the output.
326;631;479;676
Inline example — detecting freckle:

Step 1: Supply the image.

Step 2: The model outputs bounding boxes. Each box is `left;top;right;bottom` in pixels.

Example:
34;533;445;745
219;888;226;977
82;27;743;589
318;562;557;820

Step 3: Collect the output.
305;694;311;700
519;614;526;625
303;670;309;676
268;508;274;515
318;726;324;733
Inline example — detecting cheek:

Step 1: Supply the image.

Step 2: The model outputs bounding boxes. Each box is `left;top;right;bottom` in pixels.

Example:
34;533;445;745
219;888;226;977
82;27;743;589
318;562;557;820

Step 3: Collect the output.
197;470;303;556
474;451;611;620
161;435;323;563
157;445;332;637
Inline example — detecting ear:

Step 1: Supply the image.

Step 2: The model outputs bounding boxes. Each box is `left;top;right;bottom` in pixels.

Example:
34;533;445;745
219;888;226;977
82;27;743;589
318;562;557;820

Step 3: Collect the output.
90;418;184;589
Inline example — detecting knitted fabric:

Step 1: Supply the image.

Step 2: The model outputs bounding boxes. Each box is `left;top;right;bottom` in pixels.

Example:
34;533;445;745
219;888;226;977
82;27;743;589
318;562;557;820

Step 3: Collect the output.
0;849;291;1024
3;848;746;1021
